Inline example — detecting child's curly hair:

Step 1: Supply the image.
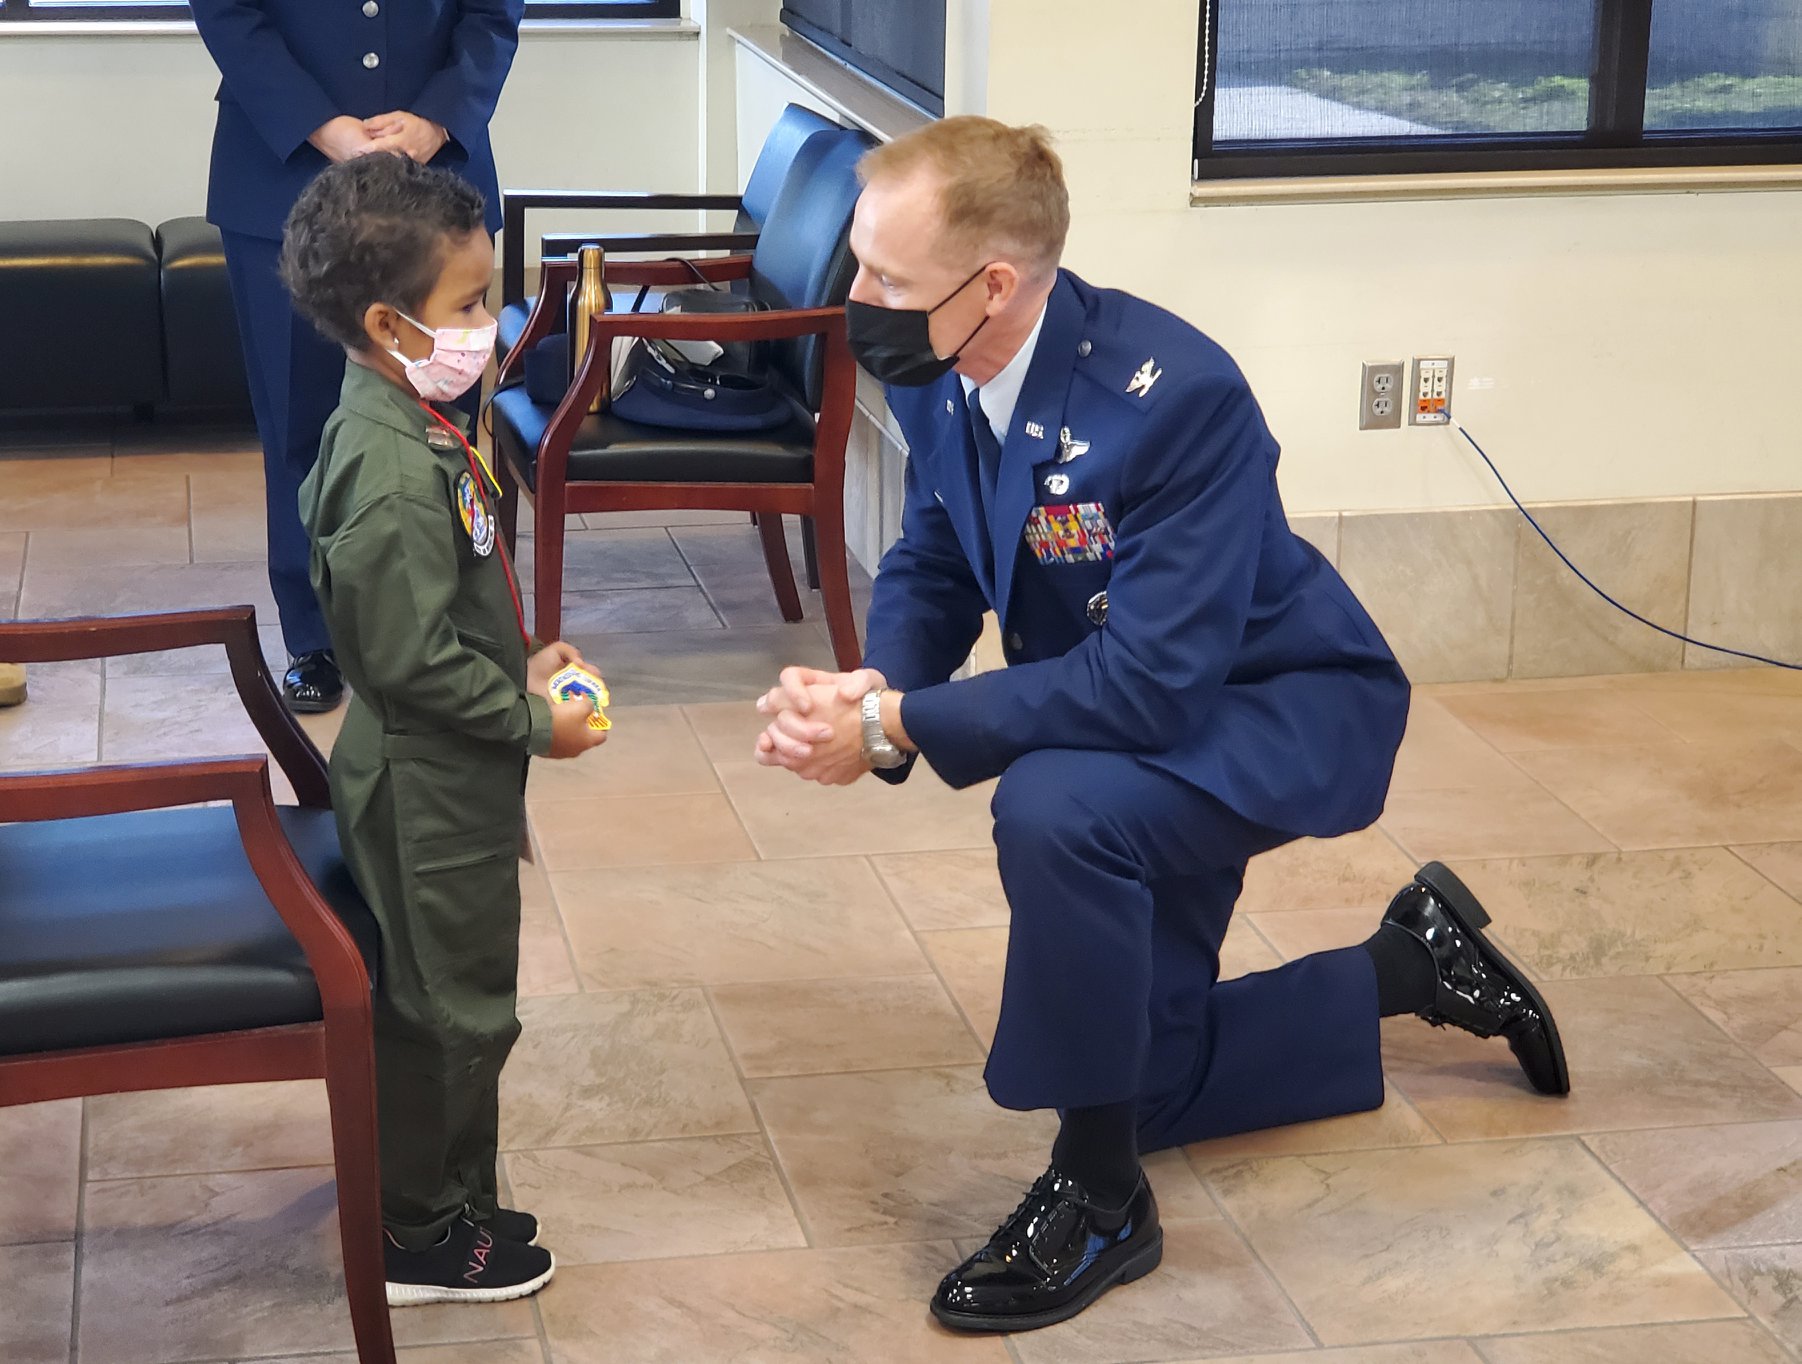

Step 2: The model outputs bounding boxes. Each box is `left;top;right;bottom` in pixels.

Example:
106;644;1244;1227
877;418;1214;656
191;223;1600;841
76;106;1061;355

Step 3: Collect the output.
280;153;487;350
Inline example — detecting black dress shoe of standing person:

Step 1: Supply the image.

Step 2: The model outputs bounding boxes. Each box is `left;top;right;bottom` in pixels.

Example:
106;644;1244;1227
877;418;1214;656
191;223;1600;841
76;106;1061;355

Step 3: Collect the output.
931;1167;1162;1332
283;649;343;713
1383;860;1571;1096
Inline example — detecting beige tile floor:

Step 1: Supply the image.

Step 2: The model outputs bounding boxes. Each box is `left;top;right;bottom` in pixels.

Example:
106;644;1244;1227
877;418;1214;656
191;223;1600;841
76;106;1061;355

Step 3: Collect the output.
3;435;1802;1363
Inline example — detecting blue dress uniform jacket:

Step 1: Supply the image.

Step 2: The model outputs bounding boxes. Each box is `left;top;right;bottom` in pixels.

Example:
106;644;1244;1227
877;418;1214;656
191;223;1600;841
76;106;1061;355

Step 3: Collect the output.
864;271;1410;840
860;271;1409;1133
192;0;523;240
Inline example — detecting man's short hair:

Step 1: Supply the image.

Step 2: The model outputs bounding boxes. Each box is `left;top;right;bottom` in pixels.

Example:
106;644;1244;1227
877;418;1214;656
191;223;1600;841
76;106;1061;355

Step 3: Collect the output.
279;152;487;350
859;117;1070;280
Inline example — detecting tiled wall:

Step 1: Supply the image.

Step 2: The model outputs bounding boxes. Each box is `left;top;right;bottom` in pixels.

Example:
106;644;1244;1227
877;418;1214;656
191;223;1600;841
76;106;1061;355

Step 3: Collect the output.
1325;495;1802;682
863;487;1802;684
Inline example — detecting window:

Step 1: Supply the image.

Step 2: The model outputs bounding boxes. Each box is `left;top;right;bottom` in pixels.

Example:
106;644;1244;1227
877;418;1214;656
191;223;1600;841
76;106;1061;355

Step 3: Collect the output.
780;0;946;116
1194;0;1802;177
0;0;680;21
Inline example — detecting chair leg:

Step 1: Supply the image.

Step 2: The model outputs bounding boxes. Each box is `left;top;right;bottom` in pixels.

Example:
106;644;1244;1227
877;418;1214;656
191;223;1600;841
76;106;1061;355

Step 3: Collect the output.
801;517;821;591
497;454;521;553
321;1019;397;1364
533;490;567;643
756;513;806;624
809;496;862;672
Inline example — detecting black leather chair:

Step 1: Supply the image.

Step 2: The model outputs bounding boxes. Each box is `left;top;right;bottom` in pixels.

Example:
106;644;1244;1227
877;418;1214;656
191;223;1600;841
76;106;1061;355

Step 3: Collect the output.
496;102;842;360
157;217;253;413
0;219;163;414
491;124;875;669
0;606;395;1364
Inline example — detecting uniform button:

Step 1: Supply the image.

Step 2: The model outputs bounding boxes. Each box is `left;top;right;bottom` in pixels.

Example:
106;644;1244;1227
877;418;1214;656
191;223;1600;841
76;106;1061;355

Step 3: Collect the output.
363;0;379;15
1005;632;1024;652
1086;591;1109;627
1077;340;1093;358
363;51;380;69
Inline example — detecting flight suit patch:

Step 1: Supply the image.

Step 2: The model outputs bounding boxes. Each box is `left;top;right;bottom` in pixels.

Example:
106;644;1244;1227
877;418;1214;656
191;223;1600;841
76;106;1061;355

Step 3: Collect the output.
456;471;496;558
1024;502;1116;565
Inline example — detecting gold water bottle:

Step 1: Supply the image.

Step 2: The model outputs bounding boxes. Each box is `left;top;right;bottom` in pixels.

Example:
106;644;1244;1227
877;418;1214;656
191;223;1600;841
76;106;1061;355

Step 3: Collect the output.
568;244;612;413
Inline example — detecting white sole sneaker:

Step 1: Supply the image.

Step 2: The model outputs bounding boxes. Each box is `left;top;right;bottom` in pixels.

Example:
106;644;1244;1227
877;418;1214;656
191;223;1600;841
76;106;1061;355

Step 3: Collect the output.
385;1252;556;1307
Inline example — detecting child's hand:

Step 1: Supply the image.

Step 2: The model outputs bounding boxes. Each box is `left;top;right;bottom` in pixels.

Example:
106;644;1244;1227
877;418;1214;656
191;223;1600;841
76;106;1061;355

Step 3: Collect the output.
527;641;586;698
547;697;609;759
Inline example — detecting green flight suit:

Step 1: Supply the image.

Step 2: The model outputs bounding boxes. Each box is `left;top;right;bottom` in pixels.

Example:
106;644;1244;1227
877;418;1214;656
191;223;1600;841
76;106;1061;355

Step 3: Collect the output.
298;361;552;1251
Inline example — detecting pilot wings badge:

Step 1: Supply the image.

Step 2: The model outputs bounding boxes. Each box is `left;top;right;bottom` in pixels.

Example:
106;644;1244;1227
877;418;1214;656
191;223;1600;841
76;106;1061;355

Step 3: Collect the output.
1054;426;1090;465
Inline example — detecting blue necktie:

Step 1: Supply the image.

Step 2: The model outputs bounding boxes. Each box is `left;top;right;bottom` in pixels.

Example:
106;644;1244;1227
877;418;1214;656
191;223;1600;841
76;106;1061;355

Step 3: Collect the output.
969;387;1002;509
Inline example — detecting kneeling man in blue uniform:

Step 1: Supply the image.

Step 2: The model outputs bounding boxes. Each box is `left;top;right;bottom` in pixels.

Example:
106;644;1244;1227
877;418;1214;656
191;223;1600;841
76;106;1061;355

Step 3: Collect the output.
754;117;1570;1333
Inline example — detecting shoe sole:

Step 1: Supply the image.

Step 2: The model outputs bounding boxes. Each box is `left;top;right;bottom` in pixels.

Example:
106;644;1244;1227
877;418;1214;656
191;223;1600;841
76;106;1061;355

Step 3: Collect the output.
385;1252;555;1308
0;684;25;707
1415;861;1572;1097
284;693;343;715
929;1231;1164;1333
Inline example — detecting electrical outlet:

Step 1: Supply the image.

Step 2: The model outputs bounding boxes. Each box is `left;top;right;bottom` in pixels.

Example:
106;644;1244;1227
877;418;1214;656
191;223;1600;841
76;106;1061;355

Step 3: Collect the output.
1359;361;1405;430
1411;355;1454;425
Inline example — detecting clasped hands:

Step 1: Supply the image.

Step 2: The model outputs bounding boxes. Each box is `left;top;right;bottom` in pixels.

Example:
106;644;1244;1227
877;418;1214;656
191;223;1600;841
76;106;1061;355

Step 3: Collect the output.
309;112;449;165
754;666;897;786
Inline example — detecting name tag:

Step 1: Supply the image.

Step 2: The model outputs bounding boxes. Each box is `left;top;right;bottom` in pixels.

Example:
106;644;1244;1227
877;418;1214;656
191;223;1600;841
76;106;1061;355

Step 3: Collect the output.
1024;502;1115;565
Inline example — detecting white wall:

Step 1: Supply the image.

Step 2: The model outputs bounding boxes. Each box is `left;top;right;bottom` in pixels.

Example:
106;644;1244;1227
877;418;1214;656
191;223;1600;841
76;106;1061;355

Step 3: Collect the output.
969;0;1802;514
0;27;701;235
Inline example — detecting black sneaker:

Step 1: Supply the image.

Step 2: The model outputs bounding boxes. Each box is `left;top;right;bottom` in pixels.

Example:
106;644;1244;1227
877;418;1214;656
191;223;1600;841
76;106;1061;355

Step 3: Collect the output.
481;1206;539;1245
384;1216;556;1307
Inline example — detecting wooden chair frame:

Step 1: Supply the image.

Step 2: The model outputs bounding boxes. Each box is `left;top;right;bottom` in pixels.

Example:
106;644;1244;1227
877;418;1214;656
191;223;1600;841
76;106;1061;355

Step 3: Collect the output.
492;255;862;669
0;606;393;1364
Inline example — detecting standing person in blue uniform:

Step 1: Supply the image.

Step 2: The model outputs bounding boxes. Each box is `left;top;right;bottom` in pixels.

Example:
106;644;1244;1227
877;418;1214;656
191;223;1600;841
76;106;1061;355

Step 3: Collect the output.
753;117;1571;1333
192;0;525;712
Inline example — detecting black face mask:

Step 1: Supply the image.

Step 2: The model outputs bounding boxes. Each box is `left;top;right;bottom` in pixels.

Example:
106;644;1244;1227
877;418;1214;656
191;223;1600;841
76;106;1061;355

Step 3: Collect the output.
845;263;992;387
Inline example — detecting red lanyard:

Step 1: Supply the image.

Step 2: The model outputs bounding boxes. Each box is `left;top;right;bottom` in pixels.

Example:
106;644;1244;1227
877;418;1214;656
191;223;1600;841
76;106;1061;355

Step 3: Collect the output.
421;405;531;646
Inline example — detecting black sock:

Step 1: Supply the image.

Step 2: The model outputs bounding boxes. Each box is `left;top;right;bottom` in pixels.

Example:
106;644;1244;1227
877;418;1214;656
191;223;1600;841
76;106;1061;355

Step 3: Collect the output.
1050;1101;1141;1207
1363;922;1439;1016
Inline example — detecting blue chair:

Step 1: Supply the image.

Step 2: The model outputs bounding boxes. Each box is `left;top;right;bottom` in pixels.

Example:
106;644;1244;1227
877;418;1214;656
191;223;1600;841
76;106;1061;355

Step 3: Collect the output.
490;125;875;671
497;103;842;359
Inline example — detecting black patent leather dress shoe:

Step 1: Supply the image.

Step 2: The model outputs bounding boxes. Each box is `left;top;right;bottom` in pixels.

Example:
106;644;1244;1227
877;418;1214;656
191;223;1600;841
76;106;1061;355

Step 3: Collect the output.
1384;861;1571;1096
931;1167;1162;1333
283;650;344;714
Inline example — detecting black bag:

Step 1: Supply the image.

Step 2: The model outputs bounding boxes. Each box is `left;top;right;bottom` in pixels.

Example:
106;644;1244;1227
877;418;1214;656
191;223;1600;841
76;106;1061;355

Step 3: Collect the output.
521;261;793;434
610;272;793;433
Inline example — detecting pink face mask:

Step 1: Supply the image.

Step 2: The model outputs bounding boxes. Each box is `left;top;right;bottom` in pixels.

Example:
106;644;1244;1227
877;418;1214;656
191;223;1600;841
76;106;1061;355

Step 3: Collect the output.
390;311;497;403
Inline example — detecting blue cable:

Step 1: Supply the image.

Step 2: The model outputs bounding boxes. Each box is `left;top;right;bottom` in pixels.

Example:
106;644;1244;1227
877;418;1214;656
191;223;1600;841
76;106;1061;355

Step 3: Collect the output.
1447;415;1802;671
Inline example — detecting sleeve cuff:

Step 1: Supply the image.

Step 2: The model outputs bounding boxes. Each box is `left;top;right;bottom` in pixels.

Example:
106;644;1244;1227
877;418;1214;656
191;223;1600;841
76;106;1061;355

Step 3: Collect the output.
525;692;555;757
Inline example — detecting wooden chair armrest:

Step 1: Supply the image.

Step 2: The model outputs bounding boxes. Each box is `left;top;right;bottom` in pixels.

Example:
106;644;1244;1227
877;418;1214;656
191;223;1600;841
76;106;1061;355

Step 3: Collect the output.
0;608;328;807
600;255;756;287
580;304;845;346
500;189;745;304
493;258;578;391
0;758;371;1018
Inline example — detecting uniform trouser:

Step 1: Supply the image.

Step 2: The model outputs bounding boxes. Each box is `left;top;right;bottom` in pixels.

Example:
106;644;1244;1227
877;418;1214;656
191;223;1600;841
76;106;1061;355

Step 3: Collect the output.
219;230;343;659
336;706;526;1250
984;748;1386;1150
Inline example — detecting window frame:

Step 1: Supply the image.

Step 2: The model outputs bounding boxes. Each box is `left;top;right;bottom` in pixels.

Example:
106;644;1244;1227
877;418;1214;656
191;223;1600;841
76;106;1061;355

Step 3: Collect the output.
0;0;682;21
1192;0;1802;180
778;2;946;117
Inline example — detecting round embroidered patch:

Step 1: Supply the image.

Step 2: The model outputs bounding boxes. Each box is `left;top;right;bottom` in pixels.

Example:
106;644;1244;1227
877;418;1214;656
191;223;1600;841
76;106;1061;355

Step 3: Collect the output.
456;471;495;558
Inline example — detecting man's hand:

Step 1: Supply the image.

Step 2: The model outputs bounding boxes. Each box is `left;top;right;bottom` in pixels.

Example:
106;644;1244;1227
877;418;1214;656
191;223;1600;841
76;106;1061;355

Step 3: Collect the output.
755;682;869;785
546;697;609;759
308;116;379;164
364;111;450;164
527;641;585;699
755;665;886;722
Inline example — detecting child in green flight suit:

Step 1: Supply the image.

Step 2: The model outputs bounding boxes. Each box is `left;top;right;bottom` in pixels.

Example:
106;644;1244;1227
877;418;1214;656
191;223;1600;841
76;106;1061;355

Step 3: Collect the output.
282;153;607;1306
